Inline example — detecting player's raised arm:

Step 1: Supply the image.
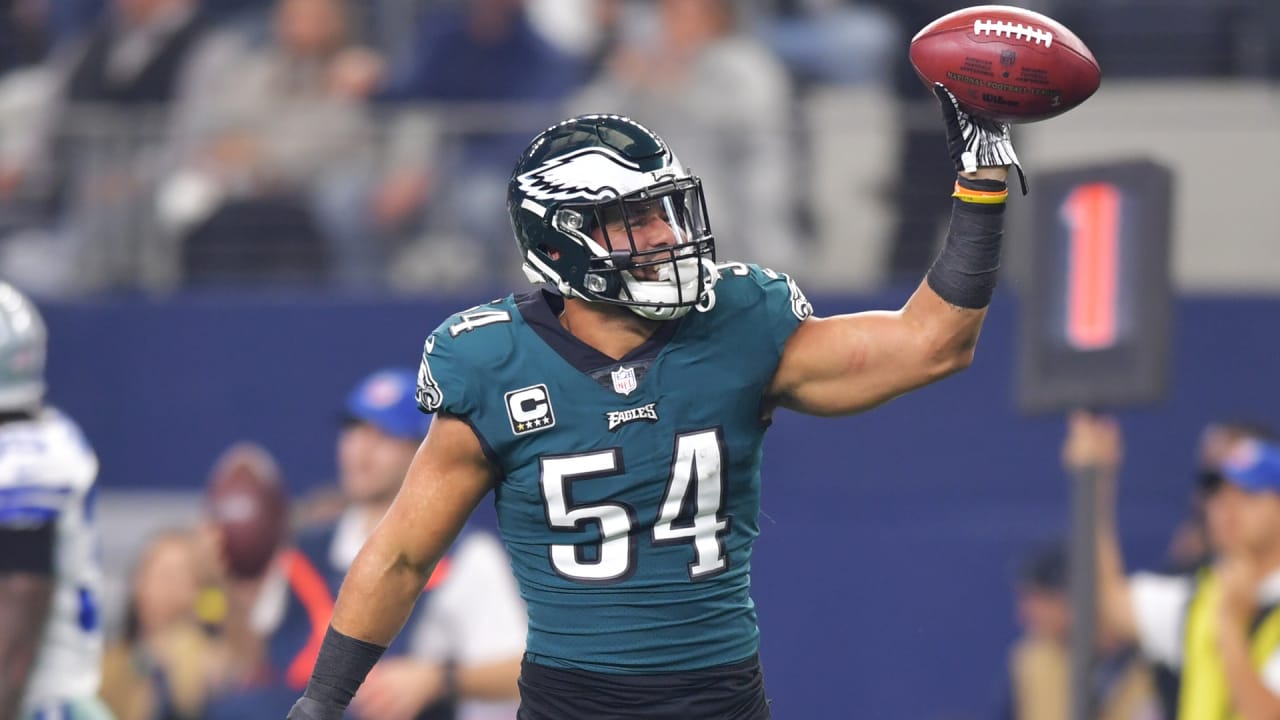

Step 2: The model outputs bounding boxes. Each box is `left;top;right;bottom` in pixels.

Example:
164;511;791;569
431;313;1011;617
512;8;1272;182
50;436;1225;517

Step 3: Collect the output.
289;413;497;720
768;86;1019;417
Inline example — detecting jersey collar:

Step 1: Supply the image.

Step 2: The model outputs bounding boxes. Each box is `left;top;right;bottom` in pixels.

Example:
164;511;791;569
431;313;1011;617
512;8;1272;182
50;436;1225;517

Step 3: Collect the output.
515;288;681;376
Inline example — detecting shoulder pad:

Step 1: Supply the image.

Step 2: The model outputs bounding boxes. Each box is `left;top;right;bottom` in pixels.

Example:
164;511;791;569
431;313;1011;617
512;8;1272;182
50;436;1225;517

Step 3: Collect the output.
417;299;519;416
699;262;812;322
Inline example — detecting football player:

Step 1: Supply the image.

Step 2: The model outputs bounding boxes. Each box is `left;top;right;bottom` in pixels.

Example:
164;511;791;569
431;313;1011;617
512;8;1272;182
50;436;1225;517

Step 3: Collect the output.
0;283;112;719
290;89;1021;719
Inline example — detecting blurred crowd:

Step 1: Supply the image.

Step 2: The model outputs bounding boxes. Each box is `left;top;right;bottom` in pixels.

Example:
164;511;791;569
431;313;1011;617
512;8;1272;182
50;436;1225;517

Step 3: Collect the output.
0;0;1276;295
3;3;1280;719
100;368;527;720
994;415;1280;720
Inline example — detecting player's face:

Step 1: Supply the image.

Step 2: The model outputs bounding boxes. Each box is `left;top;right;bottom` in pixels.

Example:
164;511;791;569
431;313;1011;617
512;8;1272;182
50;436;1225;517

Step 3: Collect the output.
1235;490;1280;557
276;0;346;56
338;422;417;505
660;0;730;52
591;201;678;281
1204;482;1247;554
1016;586;1070;642
114;0;168;25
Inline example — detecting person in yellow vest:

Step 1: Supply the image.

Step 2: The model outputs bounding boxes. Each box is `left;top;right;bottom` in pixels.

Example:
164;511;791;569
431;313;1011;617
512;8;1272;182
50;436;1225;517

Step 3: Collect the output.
1071;412;1280;720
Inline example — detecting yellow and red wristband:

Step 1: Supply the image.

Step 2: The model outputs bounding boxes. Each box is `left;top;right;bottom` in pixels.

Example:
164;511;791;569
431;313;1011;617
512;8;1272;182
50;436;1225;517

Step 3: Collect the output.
952;177;1009;205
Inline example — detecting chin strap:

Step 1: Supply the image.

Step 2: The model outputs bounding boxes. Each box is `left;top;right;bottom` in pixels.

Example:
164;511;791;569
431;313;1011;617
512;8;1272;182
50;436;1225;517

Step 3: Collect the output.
523;260;578;298
625;257;720;321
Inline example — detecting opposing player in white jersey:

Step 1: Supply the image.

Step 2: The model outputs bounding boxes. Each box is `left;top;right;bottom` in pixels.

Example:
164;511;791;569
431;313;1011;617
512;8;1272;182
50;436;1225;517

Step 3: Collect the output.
0;283;112;720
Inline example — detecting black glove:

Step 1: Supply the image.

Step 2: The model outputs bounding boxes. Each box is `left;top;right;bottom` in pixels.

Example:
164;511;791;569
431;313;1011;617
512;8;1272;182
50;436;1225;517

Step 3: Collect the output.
286;697;345;720
934;83;1028;195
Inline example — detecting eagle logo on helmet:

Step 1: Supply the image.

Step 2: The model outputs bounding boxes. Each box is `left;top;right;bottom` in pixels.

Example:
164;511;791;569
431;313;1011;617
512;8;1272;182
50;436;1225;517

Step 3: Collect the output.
517;148;663;203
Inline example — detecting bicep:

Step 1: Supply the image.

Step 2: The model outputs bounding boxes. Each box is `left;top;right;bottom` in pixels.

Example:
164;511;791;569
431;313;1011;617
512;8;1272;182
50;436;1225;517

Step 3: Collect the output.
0;523;56;677
769;282;984;416
0;572;55;630
372;413;498;575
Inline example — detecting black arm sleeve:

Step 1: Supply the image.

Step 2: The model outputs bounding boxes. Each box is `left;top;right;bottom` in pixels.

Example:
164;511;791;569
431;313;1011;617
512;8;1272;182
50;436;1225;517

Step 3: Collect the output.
926;184;1007;310
291;625;387;717
0;523;55;575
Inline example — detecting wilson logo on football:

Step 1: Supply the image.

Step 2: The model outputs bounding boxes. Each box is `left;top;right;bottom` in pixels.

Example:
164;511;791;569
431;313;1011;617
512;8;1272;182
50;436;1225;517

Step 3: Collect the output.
972;19;1053;48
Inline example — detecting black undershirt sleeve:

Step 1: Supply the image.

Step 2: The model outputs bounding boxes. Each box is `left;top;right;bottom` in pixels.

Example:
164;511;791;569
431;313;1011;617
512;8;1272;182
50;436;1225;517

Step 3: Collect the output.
0;523;56;575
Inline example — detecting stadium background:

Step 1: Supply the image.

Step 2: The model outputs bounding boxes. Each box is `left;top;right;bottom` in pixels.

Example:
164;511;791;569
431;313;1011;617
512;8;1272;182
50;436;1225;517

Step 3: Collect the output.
4;0;1279;717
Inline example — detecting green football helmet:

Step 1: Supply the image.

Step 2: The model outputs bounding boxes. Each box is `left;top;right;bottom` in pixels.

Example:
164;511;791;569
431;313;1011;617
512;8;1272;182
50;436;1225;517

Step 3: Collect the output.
507;114;718;321
0;282;46;411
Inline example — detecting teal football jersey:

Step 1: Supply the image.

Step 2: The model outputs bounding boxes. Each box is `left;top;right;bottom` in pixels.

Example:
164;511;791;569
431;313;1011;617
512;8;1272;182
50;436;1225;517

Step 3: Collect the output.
416;263;813;674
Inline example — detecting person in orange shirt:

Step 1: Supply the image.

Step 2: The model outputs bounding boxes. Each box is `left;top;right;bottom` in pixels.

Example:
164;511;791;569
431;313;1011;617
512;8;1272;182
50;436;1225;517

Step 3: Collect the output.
207;369;525;720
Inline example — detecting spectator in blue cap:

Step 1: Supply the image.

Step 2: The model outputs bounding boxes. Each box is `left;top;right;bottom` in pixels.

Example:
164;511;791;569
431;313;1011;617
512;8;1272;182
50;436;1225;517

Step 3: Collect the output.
1218;438;1280;494
204;368;525;720
340;368;432;510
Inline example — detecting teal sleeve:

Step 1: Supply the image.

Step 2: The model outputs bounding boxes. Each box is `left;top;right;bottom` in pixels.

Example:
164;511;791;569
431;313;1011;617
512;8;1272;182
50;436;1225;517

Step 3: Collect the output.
415;327;477;419
745;264;813;357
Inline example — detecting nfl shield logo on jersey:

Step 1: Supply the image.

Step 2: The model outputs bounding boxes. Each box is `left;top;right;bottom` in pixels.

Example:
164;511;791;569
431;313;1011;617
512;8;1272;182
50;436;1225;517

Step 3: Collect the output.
611;366;637;396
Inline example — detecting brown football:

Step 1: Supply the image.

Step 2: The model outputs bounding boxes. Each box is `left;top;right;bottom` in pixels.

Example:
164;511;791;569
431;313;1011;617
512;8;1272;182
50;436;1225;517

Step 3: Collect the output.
909;5;1101;123
204;442;288;579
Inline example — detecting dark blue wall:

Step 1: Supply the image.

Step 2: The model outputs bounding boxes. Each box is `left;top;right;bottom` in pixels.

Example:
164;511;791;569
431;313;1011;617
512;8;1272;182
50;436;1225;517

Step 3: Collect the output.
41;290;1280;719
